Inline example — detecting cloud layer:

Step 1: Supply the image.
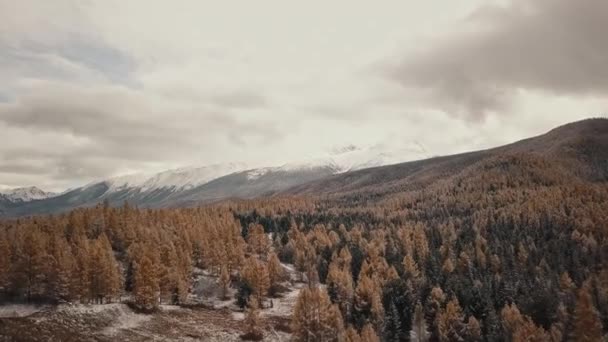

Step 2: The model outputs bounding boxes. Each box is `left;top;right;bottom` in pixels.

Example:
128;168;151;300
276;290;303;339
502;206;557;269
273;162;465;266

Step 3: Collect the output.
386;0;608;120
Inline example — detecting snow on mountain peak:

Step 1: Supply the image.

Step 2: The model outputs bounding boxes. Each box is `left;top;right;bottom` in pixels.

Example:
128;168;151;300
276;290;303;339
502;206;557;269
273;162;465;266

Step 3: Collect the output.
0;186;57;202
327;141;429;172
102;173;152;192
95;162;251;195
77;142;428;196
139;162;249;191
247;142;429;180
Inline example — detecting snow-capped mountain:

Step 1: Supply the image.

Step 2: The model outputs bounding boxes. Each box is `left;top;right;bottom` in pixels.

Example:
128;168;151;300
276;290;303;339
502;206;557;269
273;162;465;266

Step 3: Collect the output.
0;186;57;203
0;144;427;217
89;162;250;194
90;143;424;199
264;141;428;175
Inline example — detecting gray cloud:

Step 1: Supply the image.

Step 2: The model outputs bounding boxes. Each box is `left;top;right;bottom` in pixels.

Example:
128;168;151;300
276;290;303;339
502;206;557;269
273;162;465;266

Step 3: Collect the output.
0;36;138;95
0;80;283;189
210;89;268;109
385;0;608;120
0;162;50;175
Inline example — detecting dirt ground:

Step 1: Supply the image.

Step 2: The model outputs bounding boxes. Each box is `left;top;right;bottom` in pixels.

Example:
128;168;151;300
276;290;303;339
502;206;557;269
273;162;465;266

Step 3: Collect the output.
0;264;301;341
0;302;292;342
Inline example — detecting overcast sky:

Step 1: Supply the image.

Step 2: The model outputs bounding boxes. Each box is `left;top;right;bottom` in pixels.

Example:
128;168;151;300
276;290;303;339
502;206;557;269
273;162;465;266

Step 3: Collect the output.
0;0;607;191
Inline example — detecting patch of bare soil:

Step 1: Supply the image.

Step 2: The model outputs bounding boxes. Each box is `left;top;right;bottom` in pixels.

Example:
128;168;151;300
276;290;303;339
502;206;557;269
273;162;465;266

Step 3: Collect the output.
0;304;289;342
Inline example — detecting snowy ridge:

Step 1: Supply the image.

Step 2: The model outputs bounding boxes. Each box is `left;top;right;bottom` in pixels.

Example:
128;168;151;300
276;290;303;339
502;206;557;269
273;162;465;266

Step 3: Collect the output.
90;162;251;195
245;143;428;181
245;161;340;181
101;173;152;192
139;163;248;191
0;142;429;217
274;142;427;174
0;186;57;203
83;143;428;195
72;142;428;197
327;142;428;172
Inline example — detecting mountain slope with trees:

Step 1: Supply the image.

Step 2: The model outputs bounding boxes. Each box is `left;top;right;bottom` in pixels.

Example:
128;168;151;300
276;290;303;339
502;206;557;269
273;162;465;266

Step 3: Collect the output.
286;118;608;198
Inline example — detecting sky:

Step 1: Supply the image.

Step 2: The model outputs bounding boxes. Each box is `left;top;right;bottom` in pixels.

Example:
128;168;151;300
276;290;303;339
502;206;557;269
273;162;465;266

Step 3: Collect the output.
0;0;607;192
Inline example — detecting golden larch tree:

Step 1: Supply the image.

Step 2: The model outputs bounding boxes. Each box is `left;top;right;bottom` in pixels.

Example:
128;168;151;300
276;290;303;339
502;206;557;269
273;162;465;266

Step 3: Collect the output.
571;284;604;342
292;286;344;342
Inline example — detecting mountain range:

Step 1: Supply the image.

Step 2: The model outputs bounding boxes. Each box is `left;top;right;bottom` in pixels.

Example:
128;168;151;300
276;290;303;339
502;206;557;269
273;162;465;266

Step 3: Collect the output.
0;142;426;217
1;118;606;217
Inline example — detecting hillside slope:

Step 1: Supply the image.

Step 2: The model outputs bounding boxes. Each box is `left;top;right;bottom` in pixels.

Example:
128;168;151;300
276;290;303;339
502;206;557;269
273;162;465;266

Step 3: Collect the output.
285;118;608;199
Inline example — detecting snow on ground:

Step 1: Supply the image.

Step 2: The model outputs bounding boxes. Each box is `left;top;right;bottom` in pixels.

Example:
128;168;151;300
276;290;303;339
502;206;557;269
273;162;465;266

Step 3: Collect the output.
53;303;152;337
160;304;182;311
261;263;304;318
263;282;304;318
0;263;301;341
58;303;123;314
232;312;244;321
213;296;236;310
281;263;303;283
99;305;151;336
0;304;48;318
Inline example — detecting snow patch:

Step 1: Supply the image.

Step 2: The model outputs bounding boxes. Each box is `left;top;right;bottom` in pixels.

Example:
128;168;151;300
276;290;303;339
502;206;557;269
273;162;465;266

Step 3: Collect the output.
263;283;304;318
246;168;271;180
0;304;48;318
160;304;182;311
99;305;151;336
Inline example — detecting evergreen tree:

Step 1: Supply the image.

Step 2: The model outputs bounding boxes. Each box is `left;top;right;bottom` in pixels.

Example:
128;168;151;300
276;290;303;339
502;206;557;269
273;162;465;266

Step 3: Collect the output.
89;236;121;303
383;300;402;341
360;323;380;342
437;297;465;342
410;303;430;342
344;325;362;342
133;253;159;310
267;251;284;295
403;254;421;280
0;235;10;294
243;296;263;340
241;257;270;303
47;235;75;302
292;286;343;342
247;224;270;257
13;230;47;301
571;284;603;342
465;316;482;341
327;259;354;320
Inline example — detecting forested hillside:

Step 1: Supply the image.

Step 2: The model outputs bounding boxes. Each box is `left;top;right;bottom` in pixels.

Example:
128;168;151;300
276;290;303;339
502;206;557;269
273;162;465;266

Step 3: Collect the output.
1;119;607;341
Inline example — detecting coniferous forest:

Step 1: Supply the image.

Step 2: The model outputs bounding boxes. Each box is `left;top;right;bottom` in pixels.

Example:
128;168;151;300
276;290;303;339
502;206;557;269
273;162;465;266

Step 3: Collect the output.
2;0;608;340
1;121;608;341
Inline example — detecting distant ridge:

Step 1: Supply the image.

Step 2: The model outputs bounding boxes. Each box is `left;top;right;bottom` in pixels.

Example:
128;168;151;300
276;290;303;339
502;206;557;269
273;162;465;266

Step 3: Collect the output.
284;118;608;197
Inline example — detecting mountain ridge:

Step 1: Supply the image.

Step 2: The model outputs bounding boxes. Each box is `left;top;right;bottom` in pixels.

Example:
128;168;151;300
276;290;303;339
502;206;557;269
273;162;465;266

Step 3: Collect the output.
1;118;606;217
0;142;419;217
283;118;608;198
